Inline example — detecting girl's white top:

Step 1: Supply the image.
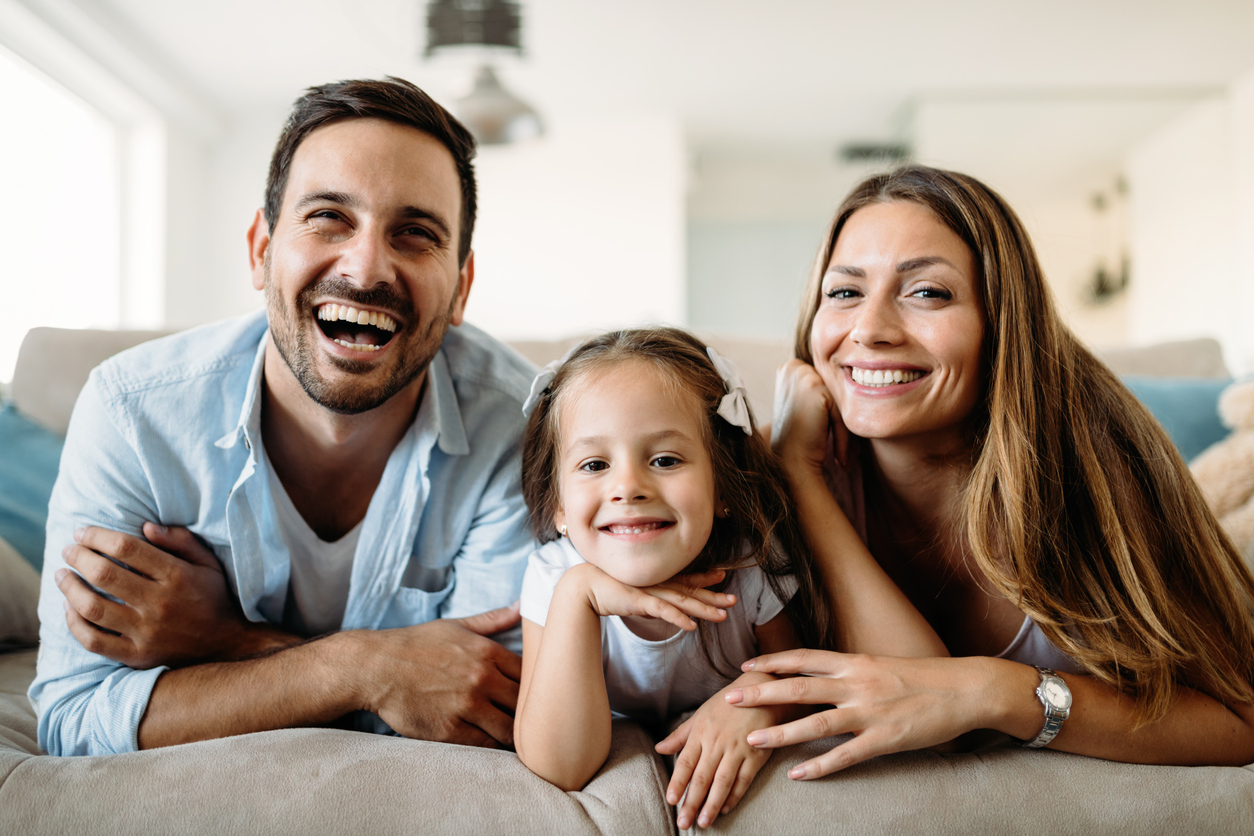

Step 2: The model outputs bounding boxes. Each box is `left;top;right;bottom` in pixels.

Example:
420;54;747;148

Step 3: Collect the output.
520;538;796;725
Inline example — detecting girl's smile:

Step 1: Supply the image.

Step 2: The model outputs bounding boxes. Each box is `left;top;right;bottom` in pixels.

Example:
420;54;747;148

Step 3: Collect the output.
553;359;717;588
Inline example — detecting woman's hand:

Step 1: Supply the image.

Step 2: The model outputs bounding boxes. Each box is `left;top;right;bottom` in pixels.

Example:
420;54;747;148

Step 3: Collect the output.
567;564;736;633
655;673;784;829
728;649;993;779
771;359;847;472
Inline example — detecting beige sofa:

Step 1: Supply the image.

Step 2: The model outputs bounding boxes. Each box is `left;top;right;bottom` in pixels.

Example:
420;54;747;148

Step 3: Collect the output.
1;326;1251;835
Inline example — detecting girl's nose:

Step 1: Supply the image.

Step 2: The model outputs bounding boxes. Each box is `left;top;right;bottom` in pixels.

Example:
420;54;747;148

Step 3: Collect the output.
849;291;904;347
611;463;651;503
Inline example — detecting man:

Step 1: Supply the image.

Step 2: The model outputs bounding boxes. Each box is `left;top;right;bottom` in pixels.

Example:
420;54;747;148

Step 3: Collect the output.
30;77;537;756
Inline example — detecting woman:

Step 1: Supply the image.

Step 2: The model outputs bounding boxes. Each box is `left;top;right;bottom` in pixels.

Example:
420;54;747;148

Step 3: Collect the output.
727;165;1254;779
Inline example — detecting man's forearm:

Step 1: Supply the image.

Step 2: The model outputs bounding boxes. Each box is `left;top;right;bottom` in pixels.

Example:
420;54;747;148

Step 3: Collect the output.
137;631;363;749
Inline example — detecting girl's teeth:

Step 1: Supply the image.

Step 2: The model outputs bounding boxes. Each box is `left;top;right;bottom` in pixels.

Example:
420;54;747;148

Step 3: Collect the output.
851;367;923;387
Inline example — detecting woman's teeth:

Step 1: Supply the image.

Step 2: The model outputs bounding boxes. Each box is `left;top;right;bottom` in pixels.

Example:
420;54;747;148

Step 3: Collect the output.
851;367;924;387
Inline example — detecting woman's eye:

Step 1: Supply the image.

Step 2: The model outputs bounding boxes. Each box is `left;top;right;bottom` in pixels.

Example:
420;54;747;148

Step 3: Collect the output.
651;455;681;469
824;286;860;300
910;286;952;300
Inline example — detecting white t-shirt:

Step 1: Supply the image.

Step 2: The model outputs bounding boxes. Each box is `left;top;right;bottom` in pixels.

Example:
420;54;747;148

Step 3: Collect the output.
520;538;795;725
265;456;363;637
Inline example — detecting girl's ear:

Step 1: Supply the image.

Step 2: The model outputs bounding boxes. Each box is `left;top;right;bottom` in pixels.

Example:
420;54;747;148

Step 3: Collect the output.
553;507;566;533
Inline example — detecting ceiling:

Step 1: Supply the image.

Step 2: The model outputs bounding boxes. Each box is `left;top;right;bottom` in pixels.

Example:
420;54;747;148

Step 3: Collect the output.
100;0;1254;153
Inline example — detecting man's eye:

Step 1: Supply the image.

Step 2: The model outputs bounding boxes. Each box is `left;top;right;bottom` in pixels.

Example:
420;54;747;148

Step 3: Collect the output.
651;455;681;468
400;226;437;241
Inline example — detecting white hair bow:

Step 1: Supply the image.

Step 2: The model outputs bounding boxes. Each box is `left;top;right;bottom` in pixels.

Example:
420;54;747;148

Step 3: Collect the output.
521;343;583;418
706;347;753;435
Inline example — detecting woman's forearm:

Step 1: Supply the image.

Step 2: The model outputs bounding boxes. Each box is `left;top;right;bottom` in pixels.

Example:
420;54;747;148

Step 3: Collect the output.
515;573;613;790
981;658;1254;765
785;463;947;657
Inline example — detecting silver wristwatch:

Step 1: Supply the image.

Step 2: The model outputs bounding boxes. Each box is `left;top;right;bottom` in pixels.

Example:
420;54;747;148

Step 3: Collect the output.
1024;667;1072;748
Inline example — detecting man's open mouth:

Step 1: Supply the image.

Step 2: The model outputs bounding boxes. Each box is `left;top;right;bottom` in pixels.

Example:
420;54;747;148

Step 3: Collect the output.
315;303;399;353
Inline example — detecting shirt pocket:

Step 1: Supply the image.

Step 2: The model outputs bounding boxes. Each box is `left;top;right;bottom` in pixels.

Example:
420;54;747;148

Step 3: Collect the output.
379;568;455;628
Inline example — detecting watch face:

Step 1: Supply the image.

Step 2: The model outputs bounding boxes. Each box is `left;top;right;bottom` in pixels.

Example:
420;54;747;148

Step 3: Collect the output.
1043;680;1072;709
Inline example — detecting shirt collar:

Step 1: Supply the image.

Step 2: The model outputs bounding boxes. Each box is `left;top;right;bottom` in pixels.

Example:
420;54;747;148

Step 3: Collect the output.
212;331;470;458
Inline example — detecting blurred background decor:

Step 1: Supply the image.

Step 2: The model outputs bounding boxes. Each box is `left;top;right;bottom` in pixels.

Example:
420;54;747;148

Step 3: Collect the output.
1;0;1253;387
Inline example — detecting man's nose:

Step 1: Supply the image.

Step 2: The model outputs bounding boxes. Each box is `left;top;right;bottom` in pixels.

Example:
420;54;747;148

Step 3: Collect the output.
850;291;904;347
336;225;396;288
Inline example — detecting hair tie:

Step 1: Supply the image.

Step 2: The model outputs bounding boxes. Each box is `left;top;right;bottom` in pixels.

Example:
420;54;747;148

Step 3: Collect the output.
706;347;753;435
521;343;583;418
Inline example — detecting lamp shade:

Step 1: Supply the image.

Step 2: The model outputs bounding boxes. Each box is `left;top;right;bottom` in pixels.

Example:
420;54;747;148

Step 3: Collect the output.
453;65;543;145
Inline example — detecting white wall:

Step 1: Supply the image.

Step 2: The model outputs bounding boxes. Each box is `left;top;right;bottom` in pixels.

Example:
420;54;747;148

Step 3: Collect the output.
468;113;687;339
1124;85;1253;374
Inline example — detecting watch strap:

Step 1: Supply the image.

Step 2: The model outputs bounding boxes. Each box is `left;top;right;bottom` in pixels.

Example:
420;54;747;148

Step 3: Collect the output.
1024;667;1070;749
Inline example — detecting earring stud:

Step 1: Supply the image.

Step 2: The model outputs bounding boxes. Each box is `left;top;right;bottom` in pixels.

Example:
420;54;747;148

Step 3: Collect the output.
559;524;568;537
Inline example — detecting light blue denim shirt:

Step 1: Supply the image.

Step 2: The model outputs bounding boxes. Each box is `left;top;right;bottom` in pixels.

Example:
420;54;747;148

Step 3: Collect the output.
30;310;538;756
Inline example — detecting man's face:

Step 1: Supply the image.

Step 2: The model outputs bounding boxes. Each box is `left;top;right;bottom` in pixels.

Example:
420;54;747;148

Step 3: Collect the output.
249;118;472;414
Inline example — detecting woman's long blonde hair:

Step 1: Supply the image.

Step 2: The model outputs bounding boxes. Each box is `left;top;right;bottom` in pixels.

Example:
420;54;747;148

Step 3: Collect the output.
795;165;1254;722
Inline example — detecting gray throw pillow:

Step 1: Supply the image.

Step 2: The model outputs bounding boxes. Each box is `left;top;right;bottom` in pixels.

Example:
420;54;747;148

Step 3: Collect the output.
0;534;40;648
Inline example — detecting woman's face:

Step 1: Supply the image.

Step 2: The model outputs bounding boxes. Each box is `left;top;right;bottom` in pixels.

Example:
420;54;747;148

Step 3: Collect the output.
809;200;985;446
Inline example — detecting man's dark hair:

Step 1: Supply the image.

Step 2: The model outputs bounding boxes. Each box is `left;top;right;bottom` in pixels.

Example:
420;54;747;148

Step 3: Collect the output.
265;76;478;266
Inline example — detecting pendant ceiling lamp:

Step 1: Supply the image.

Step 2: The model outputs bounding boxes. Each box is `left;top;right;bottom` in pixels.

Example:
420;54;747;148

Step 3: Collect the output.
425;0;544;145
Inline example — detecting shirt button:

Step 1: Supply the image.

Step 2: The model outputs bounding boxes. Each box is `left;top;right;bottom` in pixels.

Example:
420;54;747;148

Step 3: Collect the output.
243;437;251;450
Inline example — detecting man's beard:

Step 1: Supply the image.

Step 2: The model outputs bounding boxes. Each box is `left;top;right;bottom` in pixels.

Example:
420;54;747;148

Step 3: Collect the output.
265;264;454;415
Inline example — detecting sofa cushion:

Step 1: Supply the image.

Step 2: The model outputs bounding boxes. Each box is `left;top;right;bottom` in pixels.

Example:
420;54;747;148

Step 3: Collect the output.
1122;376;1232;463
0;538;39;650
0;404;63;572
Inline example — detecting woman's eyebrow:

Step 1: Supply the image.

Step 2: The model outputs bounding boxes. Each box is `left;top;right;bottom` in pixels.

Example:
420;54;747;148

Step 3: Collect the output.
826;265;866;277
896;256;957;273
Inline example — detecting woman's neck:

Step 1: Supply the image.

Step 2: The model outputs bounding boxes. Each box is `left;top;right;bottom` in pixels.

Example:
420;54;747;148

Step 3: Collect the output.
864;433;973;538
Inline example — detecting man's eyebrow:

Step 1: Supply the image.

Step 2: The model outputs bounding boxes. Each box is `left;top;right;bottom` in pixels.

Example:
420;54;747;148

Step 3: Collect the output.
290;193;453;240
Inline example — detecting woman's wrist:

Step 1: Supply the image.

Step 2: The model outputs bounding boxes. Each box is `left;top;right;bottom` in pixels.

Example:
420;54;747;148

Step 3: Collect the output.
979;657;1057;740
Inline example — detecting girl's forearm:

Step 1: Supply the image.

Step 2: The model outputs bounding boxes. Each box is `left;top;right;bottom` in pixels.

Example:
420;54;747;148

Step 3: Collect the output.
515;574;614;790
977;657;1254;765
785;464;947;657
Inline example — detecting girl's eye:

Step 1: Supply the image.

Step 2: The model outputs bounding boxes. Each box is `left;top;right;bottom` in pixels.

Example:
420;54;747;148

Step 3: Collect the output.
651;455;681;469
578;460;608;473
910;286;952;300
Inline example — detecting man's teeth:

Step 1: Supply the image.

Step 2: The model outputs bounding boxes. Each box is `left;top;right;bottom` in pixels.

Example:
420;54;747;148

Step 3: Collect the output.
851;367;924;387
316;303;398;332
334;339;381;352
605;522;666;534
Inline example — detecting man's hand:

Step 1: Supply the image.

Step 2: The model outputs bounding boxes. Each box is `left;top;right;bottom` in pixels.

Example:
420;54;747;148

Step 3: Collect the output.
57;524;295;669
354;603;523;748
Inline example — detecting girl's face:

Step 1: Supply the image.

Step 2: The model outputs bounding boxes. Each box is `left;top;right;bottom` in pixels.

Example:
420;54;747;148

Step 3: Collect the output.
553;359;717;588
810;200;985;446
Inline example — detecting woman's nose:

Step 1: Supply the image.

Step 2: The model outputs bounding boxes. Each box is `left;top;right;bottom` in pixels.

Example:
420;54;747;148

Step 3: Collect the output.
849;292;903;346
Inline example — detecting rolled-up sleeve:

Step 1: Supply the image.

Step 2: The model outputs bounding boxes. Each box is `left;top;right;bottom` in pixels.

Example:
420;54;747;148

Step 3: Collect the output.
29;371;168;756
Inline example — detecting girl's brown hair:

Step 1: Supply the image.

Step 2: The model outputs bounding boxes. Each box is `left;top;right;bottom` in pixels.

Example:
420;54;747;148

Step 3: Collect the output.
521;327;835;666
795;164;1254;722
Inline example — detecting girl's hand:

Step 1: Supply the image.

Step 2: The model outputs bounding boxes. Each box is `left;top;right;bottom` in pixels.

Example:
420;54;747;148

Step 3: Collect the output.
655;673;783;830
566;564;736;633
771;360;848;472
728;649;992;779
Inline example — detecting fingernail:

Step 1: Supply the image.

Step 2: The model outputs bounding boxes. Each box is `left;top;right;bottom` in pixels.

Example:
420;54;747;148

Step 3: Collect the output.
62;599;70;612
151;523;167;534
73;527;84;541
698;815;709;827
61;545;72;559
725;594;736;604
747;731;766;746
789;766;808;780
722;806;730;815
55;569;67;583
725;689;743;704
742;659;756;670
715;608;726;618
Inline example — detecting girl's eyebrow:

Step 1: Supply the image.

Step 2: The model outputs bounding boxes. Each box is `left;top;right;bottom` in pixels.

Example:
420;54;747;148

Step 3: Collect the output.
566;429;695;451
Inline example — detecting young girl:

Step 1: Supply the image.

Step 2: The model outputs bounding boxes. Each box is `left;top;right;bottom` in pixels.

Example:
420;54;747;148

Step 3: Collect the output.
514;328;830;830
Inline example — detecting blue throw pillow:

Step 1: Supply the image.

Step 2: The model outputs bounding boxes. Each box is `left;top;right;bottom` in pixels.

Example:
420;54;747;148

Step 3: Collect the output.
0;402;64;572
1121;376;1232;464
